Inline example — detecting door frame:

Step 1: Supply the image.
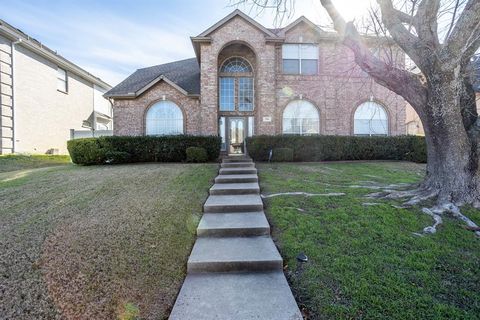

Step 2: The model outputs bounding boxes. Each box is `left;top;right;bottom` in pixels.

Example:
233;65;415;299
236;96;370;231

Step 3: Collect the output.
219;116;254;155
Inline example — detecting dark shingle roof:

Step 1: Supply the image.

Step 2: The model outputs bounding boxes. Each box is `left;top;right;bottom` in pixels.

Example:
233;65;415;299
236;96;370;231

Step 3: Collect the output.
105;58;200;97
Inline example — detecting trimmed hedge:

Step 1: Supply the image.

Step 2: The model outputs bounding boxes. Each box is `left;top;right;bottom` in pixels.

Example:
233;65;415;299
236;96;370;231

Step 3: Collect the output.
271;147;294;162
186;147;208;163
246;135;427;163
68;135;221;165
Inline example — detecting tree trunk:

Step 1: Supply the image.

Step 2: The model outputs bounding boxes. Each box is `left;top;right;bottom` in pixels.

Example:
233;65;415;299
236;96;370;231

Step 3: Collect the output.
416;72;480;206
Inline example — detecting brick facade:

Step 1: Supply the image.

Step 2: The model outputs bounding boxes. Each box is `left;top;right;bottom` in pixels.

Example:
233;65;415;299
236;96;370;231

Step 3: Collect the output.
112;11;406;141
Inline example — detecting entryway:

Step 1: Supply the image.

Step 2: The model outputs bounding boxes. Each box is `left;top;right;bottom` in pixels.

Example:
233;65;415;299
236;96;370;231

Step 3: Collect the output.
219;116;254;155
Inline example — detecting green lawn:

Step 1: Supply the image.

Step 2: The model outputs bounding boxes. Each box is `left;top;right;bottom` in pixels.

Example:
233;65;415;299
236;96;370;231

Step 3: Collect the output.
0;163;217;319
257;162;480;320
0;154;71;173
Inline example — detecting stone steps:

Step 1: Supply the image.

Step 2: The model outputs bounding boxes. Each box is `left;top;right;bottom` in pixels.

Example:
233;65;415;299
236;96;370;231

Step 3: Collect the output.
170;155;302;319
221;162;255;168
209;182;260;195
215;174;258;183
169;272;302;320
197;212;270;237
219;167;257;175
187;236;283;273
204;194;263;213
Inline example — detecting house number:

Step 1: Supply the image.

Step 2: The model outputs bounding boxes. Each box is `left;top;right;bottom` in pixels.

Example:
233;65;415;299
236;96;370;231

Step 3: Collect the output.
262;117;272;122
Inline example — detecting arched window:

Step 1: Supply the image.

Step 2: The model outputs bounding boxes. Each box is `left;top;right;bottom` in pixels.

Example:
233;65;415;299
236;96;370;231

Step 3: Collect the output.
354;101;388;136
220;57;252;73
145;100;183;135
219;57;254;111
282;100;320;135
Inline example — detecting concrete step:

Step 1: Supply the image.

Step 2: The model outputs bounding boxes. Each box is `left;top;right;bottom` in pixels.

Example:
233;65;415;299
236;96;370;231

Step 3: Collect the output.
204;194;263;213
169;271;303;320
222;157;252;163
221;162;255;168
215;174;258;184
187;236;283;273
219;167;257;175
197;212;270;237
210;182;260;195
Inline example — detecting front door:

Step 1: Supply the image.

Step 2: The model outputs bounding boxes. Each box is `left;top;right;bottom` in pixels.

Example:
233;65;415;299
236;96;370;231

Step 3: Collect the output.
228;117;245;154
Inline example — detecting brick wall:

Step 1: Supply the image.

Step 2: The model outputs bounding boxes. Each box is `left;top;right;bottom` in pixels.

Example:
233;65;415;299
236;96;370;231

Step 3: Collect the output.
112;14;407;138
113;81;200;136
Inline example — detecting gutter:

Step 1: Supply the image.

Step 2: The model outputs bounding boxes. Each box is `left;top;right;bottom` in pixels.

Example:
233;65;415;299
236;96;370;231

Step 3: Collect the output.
11;38;22;153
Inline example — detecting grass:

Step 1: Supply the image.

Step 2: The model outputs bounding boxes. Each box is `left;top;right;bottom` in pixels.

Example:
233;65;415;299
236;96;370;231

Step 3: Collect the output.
257;162;480;320
0;162;217;319
0;154;71;173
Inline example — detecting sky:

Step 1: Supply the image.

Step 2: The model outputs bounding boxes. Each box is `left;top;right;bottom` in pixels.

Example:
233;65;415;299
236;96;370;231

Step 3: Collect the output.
0;0;373;86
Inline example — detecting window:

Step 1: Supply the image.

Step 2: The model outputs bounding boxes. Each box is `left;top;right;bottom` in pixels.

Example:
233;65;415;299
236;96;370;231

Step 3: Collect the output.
220;57;252;73
238;78;253;111
354;101;388;136
219;57;254;112
282;44;318;75
282;100;320;135
146;100;183;135
219;78;235;111
219;117;226;151
57;67;68;92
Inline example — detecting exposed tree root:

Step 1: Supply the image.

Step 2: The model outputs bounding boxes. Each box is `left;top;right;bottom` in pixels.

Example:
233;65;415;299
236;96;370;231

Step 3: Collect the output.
261;192;346;199
420;207;443;234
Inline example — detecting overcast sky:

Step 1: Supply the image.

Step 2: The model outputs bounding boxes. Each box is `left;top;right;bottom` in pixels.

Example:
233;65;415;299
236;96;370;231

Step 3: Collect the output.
0;0;373;86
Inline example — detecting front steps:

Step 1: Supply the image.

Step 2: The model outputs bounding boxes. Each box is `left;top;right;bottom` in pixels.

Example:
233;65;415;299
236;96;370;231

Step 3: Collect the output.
170;156;302;320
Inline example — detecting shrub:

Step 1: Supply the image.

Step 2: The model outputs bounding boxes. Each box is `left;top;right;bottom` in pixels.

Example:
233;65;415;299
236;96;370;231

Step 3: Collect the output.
68;135;221;165
271;147;294;162
246;135;427;163
186;147;208;163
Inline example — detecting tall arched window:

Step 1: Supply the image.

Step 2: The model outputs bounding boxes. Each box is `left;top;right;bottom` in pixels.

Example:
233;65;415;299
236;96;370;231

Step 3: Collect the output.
282;100;320;135
354;101;388;136
219;57;254;112
145;100;183;135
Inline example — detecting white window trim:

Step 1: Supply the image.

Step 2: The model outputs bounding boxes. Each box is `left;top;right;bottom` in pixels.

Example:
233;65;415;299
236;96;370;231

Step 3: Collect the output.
57;67;68;93
282;44;319;75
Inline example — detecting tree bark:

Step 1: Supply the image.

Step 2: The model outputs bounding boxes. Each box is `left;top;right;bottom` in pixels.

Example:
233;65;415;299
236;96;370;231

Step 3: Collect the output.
417;72;480;205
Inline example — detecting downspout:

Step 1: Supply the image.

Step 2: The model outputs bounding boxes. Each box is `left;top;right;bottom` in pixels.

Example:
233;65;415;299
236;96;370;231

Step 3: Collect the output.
11;38;22;153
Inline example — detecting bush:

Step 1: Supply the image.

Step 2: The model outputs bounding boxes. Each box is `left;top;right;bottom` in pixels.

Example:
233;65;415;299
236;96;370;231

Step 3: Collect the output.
67;135;221;165
186;147;208;163
271;147;293;162
246;135;427;163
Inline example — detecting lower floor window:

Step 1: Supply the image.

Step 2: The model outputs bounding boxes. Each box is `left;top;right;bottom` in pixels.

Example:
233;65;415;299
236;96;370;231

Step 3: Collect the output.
354;101;388;136
146;100;183;135
282;100;320;135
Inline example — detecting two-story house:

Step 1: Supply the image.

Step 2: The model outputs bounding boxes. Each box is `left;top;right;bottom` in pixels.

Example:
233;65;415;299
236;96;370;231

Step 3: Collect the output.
105;10;406;155
0;19;112;155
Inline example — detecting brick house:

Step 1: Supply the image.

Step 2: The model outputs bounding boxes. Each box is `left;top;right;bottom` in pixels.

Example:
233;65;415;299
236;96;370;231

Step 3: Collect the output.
105;10;406;155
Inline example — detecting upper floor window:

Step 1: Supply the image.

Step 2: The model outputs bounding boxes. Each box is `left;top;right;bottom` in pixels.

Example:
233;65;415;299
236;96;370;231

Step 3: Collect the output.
219;57;254;112
354;101;388;136
282;44;318;75
57;67;68;93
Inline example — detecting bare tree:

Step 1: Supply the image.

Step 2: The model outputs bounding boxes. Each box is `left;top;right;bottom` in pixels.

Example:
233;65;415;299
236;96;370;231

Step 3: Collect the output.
237;0;480;210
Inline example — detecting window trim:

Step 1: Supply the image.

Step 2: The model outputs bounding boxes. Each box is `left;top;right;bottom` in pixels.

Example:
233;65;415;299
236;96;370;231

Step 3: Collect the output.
144;100;185;136
218;57;255;112
282;43;319;75
57;67;68;94
353;101;389;136
282;100;320;135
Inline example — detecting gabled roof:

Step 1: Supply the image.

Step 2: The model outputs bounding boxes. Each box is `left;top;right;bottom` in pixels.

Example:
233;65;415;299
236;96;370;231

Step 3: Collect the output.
0;19;111;89
196;9;278;38
104;58;200;98
276;16;325;37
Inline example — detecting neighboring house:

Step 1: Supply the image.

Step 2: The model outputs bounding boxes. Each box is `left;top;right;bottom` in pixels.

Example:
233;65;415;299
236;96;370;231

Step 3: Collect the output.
106;10;407;155
0;19;112;155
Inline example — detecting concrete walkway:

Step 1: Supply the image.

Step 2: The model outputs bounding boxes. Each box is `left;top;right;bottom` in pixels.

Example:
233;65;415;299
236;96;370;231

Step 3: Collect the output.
170;156;302;320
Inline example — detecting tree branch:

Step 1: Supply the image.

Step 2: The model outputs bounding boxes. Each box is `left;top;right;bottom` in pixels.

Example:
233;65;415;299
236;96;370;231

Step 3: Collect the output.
414;0;441;48
319;0;427;110
445;0;480;62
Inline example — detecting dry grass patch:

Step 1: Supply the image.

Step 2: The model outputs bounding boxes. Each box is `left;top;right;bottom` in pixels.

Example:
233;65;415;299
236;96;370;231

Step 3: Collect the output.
0;163;217;319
